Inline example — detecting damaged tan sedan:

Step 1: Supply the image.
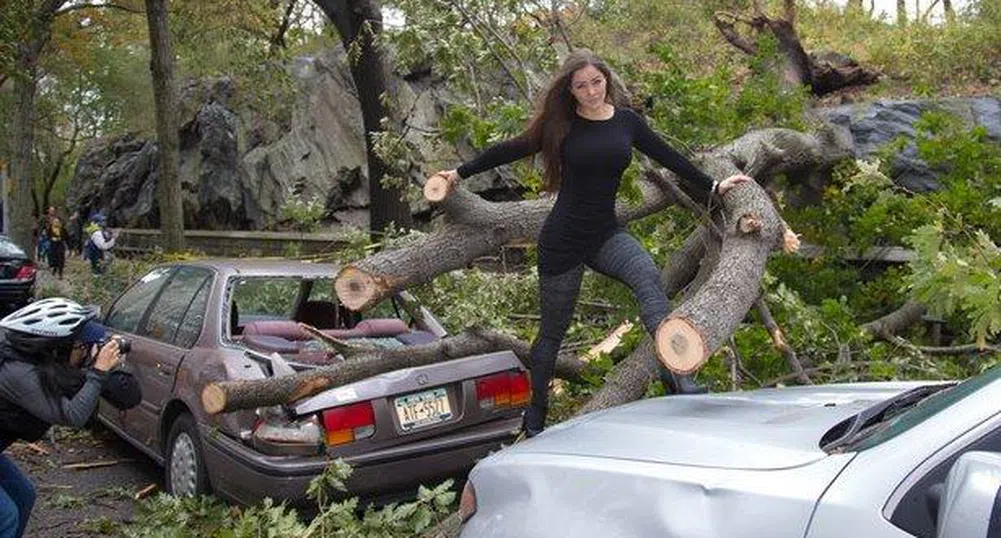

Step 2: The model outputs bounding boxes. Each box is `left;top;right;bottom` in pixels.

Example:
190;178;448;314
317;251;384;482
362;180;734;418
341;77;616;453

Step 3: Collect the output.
97;259;527;506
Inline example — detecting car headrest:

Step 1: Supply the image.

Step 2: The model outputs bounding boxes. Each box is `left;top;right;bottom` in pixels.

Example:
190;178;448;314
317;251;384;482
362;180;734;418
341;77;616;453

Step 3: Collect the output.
241;321;307;340
354;318;408;337
242;334;303;354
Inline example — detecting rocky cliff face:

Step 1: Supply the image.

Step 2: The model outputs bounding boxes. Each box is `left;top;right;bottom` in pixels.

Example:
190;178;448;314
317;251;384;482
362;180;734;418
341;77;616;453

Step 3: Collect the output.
66;46;1001;231
68;46;381;230
821;96;1001;192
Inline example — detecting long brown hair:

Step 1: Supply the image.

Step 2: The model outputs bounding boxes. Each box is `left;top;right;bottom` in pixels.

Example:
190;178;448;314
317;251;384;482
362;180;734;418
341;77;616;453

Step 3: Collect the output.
524;49;629;192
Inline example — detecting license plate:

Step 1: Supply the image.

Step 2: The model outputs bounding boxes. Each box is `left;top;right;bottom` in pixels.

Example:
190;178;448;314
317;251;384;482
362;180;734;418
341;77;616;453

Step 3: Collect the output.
394;387;452;431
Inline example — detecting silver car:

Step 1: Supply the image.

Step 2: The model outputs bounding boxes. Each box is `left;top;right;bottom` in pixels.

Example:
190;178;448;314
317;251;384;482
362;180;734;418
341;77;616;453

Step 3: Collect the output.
459;367;1001;537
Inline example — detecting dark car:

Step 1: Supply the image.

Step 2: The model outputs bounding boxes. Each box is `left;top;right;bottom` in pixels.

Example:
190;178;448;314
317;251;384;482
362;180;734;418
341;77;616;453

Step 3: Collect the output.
0;235;36;312
96;259;527;506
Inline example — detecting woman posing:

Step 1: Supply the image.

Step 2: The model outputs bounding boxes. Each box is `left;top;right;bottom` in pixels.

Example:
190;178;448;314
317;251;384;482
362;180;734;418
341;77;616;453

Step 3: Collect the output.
432;49;749;437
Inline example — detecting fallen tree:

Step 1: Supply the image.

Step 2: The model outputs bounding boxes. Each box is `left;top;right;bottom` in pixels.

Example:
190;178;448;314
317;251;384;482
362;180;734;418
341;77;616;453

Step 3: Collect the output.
712;0;880;96
202;123;854;415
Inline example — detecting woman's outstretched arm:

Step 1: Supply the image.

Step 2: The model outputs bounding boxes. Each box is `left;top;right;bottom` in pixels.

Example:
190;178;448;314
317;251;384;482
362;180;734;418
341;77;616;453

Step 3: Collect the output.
456;135;540;179
627;109;718;205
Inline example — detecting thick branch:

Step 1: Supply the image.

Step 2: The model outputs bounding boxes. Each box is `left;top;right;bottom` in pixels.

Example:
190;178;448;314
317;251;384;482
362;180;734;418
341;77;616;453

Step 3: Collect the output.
203;328;594;414
860;301;927;339
711;12;758;55
336;128;848;312
656;180;786;374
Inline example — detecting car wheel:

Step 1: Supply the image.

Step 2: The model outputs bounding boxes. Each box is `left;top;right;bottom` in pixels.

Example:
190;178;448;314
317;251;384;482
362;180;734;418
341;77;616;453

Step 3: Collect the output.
165;414;210;496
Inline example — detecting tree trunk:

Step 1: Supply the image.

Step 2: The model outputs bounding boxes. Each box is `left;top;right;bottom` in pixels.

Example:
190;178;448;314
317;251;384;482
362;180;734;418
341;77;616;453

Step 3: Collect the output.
8;0;67;257
202;328;595;414
897;0;908;25
313;0;413;236
145;0;185;252
847;0;864;11
942;0;955;24
335;126;850;312
11;67;37;256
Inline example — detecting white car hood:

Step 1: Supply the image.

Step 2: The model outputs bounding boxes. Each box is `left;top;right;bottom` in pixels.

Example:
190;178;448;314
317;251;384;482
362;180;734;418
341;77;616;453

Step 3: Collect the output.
512;382;936;470
461;383;936;538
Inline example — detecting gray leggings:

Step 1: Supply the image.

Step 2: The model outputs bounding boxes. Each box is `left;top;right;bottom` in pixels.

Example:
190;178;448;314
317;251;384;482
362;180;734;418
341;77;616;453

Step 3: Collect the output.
526;230;669;428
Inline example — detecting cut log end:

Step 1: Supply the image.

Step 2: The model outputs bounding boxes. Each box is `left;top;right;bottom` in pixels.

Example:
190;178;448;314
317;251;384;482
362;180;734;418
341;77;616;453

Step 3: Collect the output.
656;317;708;374
202;384;226;415
423;174;455;203
335;266;377;311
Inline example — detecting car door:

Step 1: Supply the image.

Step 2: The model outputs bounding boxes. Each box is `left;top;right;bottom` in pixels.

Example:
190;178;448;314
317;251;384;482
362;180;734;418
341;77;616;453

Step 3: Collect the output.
101;266;175;432
885;413;1001;537
122;266;213;450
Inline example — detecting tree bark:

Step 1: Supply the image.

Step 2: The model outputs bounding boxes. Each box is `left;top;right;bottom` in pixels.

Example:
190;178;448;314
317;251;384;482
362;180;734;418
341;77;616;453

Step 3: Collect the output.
897;0;908;26
202;327;595;414
313;0;413;236
145;0;185;252
8;0;67;257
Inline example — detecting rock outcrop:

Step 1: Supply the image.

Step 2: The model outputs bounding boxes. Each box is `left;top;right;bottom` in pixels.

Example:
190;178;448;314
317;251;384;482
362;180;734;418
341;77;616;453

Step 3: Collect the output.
821;96;1001;192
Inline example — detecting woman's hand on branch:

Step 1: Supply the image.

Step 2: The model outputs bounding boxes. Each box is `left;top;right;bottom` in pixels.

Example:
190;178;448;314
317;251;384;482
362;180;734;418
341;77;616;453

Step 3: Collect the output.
92;339;122;372
717;174;753;195
431;169;460;185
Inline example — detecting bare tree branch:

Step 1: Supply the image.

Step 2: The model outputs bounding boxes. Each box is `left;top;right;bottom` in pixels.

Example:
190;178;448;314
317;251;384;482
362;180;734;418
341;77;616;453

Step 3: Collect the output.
755;294;811;384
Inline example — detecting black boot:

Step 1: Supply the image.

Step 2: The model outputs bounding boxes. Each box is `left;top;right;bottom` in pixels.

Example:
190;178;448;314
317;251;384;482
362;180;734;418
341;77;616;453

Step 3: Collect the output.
659;365;708;395
521;405;546;438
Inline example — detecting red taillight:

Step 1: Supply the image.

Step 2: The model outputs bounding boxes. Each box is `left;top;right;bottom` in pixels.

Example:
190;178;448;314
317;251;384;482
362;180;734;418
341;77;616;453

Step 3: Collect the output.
459;481;477;523
476;370;530;410
14;264;35;280
321;401;375;446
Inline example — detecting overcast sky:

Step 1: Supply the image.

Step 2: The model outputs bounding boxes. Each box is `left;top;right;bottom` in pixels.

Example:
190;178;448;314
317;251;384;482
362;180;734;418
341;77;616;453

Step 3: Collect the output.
832;0;971;22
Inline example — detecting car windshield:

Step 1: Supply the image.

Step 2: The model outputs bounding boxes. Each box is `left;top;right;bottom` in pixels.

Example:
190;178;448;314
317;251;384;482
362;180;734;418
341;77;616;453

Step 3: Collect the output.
848;366;1001;451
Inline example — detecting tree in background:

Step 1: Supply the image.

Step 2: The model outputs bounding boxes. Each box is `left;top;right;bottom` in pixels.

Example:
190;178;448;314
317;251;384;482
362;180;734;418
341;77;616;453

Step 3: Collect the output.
144;0;185;252
5;0;67;256
313;0;413;237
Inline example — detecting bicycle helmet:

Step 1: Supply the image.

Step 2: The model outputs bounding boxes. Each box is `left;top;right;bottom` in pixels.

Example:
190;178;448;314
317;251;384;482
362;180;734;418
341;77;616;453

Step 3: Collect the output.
0;298;95;339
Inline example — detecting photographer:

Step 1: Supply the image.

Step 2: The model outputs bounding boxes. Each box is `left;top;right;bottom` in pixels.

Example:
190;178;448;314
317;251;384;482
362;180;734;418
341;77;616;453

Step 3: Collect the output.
0;298;132;538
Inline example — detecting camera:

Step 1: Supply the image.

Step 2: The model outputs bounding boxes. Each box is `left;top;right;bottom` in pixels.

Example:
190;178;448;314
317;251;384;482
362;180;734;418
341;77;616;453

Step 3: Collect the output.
98;336;132;355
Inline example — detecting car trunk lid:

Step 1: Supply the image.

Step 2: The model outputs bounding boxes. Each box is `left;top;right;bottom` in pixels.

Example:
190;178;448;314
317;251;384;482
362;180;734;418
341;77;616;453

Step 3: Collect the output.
292;350;526;452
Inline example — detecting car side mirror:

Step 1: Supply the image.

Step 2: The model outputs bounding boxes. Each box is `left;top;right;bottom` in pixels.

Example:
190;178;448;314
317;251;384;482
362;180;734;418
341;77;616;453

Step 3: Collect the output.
936;451;1001;538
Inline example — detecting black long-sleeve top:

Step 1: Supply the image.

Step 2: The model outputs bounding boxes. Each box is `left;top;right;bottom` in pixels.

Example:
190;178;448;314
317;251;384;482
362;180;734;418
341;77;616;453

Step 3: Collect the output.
457;108;715;275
